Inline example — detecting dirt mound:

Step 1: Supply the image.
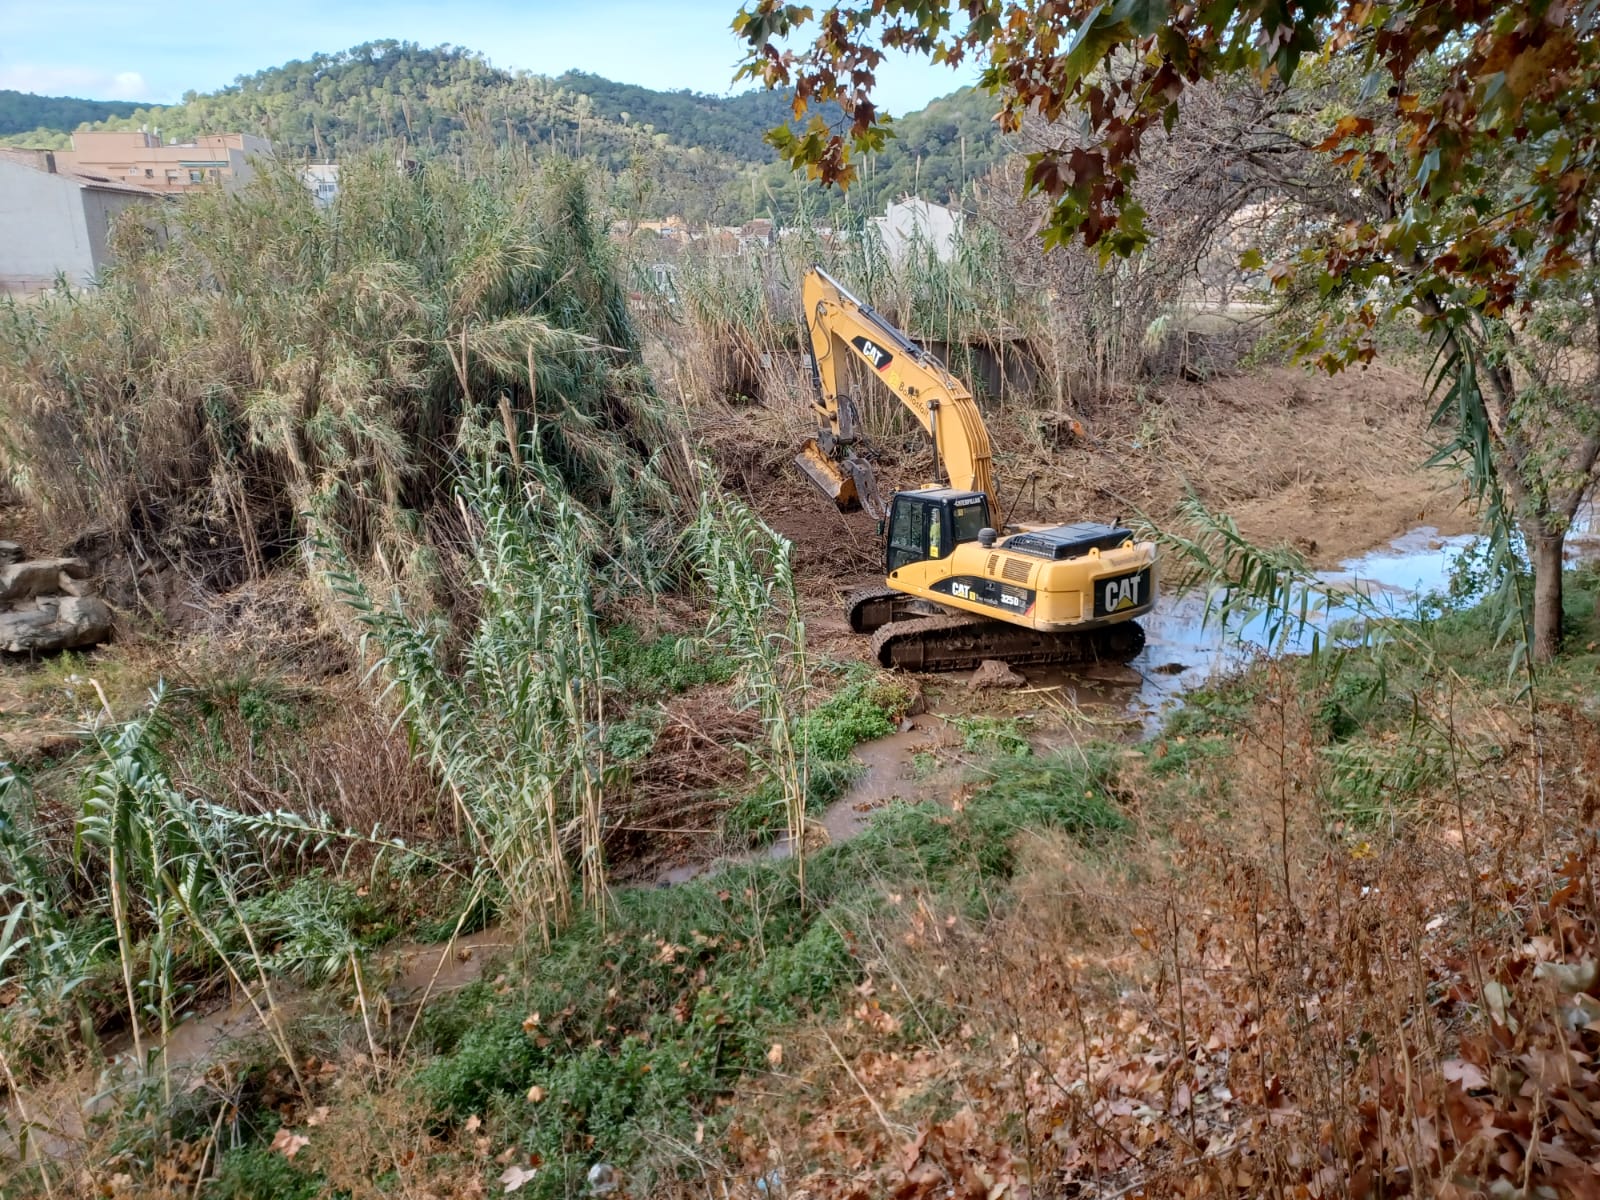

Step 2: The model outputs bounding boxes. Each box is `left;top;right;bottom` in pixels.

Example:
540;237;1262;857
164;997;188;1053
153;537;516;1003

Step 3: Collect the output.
691;359;1474;635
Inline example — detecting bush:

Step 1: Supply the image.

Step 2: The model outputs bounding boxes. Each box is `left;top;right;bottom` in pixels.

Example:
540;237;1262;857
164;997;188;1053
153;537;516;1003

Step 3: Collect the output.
801;670;911;760
605;625;735;697
208;1145;325;1200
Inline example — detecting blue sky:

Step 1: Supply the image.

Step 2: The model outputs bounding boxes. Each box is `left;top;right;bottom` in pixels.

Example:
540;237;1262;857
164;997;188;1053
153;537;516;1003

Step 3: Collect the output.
0;0;980;113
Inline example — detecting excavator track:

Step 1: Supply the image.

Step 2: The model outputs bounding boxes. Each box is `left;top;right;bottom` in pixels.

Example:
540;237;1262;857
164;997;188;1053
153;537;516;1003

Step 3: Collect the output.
869;612;1146;672
845;585;943;633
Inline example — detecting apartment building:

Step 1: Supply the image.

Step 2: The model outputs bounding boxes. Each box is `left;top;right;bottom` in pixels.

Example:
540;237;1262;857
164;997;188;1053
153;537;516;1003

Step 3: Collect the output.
54;130;272;194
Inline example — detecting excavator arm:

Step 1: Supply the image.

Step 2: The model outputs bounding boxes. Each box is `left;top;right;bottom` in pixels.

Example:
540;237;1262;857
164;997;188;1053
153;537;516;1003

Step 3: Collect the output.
797;267;996;521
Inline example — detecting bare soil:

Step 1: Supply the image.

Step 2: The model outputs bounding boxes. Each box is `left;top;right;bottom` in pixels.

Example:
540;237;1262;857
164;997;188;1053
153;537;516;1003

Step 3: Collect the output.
695;360;1475;639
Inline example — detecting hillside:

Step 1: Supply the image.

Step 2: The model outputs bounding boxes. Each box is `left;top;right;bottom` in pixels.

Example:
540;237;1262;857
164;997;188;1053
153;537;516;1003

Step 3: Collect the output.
0;88;142;136
552;70;830;162
807;85;1013;212
9;40;1008;219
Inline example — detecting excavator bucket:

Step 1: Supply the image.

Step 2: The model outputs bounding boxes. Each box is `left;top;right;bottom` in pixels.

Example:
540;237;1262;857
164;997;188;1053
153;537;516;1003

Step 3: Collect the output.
796;438;860;511
795;440;888;519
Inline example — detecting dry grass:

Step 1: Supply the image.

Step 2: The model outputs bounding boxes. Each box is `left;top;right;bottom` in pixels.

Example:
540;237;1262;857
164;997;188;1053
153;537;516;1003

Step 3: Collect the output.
696;661;1600;1200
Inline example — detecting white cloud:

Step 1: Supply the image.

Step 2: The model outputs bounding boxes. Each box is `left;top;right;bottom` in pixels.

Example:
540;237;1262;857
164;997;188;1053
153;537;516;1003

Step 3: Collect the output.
0;64;164;103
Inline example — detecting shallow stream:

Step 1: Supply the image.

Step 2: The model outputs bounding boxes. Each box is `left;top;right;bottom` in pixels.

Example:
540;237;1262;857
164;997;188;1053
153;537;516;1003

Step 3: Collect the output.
733;510;1600;879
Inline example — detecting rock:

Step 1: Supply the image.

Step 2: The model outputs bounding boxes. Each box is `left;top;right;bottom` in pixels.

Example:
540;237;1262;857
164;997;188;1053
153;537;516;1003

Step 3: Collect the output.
0;540;21;566
0;557;88;602
1151;661;1187;676
969;659;1026;689
0;595;112;654
0;726;80;766
0;607;55;649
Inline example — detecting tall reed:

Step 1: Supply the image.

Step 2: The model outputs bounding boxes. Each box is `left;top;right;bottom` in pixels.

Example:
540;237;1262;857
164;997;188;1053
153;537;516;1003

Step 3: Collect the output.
688;461;812;895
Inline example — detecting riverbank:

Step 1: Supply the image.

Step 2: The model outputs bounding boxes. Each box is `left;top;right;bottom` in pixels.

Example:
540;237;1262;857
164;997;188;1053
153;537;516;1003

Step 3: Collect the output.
9;537;1593;1199
690;565;1600;1200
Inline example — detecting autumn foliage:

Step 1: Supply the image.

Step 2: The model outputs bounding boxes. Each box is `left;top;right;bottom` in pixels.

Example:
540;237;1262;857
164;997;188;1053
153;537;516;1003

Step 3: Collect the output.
711;669;1600;1200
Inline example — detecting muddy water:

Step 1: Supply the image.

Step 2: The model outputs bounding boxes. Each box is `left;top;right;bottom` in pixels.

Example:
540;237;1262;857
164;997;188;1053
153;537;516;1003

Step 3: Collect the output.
1129;523;1486;727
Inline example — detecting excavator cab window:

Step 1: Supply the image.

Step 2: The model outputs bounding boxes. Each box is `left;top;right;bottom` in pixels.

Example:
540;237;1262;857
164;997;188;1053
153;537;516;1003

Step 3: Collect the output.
886;491;991;573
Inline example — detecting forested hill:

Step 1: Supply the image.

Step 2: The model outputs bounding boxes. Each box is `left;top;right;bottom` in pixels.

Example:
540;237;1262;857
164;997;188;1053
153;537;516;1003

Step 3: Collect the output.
0;89;142;143
553;71;822;163
10;41;1011;220
78;42;821;167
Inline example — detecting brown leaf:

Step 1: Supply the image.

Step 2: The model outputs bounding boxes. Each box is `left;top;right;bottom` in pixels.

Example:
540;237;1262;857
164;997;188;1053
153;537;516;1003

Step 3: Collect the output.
270;1128;309;1160
901;1128;929;1173
1441;1059;1489;1090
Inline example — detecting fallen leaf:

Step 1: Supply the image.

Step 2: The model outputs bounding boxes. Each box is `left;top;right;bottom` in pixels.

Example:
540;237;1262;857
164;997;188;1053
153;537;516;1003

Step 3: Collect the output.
306;1106;330;1127
1532;959;1597;995
526;1085;546;1103
767;1042;784;1068
270;1128;309;1160
464;1114;482;1133
1441;1059;1489;1090
500;1164;539;1193
522;1012;541;1032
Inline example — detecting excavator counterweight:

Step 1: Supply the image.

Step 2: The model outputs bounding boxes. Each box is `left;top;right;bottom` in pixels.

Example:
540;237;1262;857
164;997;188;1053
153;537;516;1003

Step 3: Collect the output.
796;266;1157;673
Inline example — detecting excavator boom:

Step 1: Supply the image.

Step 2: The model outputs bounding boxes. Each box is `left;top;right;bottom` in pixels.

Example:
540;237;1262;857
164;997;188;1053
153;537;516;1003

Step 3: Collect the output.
798;267;995;520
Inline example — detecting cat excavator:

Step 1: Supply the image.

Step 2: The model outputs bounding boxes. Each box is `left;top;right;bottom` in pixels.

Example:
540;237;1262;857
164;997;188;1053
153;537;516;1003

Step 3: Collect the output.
795;266;1157;671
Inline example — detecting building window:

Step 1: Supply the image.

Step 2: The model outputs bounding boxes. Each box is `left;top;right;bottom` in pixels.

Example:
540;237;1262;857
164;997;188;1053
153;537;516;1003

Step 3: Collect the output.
189;170;203;183
144;168;154;178
208;168;220;181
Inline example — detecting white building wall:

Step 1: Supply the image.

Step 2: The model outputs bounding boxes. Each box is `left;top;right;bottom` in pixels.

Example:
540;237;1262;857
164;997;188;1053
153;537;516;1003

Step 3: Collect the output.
871;198;964;264
0;159;95;292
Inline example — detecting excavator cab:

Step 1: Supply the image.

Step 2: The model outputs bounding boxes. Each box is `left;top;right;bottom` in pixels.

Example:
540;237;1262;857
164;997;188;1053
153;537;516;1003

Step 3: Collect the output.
885;489;992;573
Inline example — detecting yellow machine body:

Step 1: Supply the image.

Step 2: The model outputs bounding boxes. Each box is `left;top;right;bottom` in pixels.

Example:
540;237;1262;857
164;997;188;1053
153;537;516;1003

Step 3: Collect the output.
887;535;1158;632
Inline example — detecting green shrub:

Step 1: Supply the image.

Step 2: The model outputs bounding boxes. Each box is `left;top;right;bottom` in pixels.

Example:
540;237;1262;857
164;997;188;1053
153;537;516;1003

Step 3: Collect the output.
723;758;856;843
207;1145;326;1200
947;714;1033;756
606;625;734;697
969;751;1128;870
801;669;911;760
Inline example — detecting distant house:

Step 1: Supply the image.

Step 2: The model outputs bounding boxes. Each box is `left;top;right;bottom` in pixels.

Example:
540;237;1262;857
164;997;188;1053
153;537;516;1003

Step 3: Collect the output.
0;148;165;296
53;130;272;195
303;164;339;207
871;197;963;264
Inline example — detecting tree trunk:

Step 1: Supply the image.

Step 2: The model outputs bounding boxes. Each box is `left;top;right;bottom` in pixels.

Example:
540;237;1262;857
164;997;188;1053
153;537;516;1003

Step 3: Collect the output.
1531;533;1565;662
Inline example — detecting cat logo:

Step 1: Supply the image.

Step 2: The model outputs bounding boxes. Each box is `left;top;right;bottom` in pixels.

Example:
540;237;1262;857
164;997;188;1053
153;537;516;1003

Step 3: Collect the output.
850;335;893;371
1102;573;1143;612
949;580;973;600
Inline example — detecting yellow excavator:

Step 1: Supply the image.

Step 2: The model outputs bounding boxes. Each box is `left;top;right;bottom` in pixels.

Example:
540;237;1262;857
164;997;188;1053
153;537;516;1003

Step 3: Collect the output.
795;266;1157;671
